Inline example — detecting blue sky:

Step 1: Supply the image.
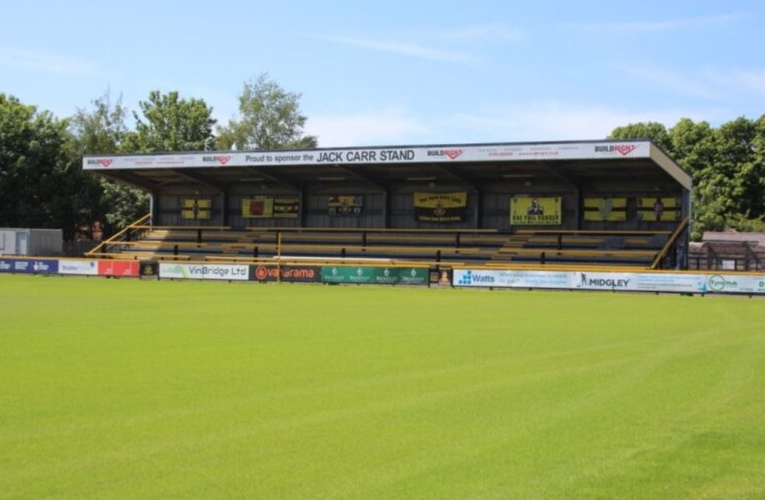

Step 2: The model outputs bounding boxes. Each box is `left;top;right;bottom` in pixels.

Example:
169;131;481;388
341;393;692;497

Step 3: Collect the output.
2;0;764;147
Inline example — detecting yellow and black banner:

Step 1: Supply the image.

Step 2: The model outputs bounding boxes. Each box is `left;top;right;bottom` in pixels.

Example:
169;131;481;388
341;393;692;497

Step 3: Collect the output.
328;195;362;216
637;197;681;222
242;196;299;218
414;192;467;223
583;197;627;221
181;199;211;220
510;196;561;225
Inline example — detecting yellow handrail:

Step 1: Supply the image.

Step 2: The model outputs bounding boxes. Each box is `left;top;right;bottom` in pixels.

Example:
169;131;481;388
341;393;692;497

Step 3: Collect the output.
650;217;690;269
86;213;151;256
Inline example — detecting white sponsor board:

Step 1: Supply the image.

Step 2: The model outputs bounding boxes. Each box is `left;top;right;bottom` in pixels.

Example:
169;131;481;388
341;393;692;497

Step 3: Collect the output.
159;263;249;281
701;274;765;294
571;271;638;291
453;269;570;289
83;141;651;170
59;259;99;276
453;269;765;295
633;273;704;293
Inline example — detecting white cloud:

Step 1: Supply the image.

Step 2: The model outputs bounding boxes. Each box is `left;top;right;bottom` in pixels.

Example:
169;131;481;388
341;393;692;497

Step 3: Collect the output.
436;23;526;43
706;68;765;96
0;46;99;76
450;102;728;142
305;108;433;147
316;35;478;63
303;102;732;148
616;64;721;99
571;12;743;35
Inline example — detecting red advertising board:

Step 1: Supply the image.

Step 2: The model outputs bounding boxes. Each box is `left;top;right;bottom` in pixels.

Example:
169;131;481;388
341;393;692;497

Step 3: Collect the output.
98;260;139;277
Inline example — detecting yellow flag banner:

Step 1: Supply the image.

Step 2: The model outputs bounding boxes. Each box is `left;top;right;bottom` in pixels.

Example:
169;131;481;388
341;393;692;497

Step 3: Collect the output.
510;196;562;225
414;192;467;223
273;197;299;218
181;199;211;220
242;197;299;218
583;197;627;221
637;197;680;222
328;195;363;216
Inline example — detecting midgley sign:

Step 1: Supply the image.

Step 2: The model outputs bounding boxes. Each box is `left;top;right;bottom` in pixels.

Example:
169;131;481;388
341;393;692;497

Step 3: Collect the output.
83;141;652;170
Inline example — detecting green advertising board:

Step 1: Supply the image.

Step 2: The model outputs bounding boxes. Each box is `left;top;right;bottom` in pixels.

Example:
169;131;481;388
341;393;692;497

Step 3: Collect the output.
321;266;429;286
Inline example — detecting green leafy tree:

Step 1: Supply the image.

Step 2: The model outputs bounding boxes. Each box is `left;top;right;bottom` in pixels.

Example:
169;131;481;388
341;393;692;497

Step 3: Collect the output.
69;90;148;233
0;93;85;239
610;116;765;239
609;121;673;154
124;90;216;152
217;74;317;150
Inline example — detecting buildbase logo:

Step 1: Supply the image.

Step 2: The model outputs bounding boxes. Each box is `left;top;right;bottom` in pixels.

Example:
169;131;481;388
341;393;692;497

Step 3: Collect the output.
87;159;113;167
427;149;464;160
594;144;638;156
202;155;232;165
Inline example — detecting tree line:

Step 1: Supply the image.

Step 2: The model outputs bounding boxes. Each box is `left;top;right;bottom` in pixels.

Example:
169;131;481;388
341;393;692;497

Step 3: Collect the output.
0;74;315;240
1;76;764;241
609;117;765;240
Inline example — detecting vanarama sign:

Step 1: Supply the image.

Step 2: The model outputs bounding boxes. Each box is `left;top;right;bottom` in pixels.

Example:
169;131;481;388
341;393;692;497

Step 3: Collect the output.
250;265;320;283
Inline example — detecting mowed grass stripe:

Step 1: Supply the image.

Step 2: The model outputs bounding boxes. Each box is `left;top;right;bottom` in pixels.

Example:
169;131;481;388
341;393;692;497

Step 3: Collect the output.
1;275;764;499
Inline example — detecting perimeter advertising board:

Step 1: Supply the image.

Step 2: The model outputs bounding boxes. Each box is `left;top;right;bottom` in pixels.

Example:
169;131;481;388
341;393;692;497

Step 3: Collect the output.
0;258;59;274
250;265;321;283
98;260;140;277
321;266;428;285
453;269;765;295
159;263;249;281
59;259;99;276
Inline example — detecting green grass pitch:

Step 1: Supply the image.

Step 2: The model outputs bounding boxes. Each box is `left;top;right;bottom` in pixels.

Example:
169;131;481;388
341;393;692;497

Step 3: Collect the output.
1;275;764;499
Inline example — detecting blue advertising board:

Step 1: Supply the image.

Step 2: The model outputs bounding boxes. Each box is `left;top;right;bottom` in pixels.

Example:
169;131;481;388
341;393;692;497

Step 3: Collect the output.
0;259;59;274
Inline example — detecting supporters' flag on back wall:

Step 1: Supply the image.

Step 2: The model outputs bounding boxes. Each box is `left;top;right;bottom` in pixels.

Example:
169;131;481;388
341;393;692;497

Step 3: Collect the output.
328;195;363;216
637;197;681;222
181;199;211;220
242;197;299;218
510;196;561;225
584;197;627;221
413;192;467;223
242;196;273;218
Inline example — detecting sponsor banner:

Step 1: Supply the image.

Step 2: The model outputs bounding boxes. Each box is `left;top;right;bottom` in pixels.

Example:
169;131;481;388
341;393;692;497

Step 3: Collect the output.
59;259;99;276
633;273;703;293
98;260;139;277
583;197;627;221
637;197;681;222
700;274;765;294
453;269;765;295
159;263;249;281
328;195;363;216
83;141;651;170
321;266;428;285
510;196;562;225
572;271;637;290
0;258;59;274
453;269;569;289
414;192;467;223
242;196;299;218
140;261;159;278
430;267;453;286
250;265;321;283
181;199;211;220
